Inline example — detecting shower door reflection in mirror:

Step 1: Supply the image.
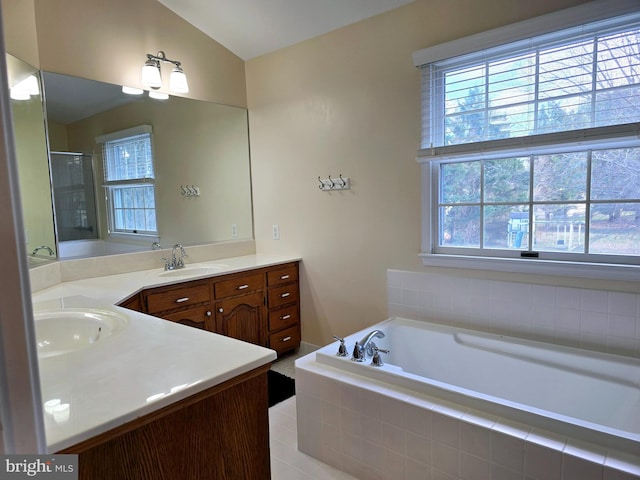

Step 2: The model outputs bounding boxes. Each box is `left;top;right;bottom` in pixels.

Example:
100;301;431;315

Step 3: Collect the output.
50;152;98;242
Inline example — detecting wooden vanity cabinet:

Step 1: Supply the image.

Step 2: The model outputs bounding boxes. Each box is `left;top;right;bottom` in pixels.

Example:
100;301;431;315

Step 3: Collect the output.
61;365;271;480
119;262;301;355
266;262;301;356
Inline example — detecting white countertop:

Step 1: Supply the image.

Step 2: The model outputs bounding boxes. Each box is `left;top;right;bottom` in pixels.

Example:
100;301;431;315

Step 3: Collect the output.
32;254;300;452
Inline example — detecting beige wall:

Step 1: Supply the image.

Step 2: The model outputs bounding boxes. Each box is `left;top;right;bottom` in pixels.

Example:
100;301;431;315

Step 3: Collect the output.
246;0;606;346
1;0;38;67
33;0;246;107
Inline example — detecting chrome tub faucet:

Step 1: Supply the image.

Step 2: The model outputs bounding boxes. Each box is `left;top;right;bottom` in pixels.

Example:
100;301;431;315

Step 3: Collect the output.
351;329;385;362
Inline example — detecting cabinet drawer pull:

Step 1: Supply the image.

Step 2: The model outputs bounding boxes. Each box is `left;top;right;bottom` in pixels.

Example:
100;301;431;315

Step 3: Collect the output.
218;308;224;313
175;297;190;303
206;311;212;317
237;284;249;290
280;292;291;298
280;274;290;280
280;314;291;320
281;336;292;342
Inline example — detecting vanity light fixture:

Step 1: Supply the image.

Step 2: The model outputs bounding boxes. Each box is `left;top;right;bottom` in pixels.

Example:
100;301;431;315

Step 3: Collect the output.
141;51;189;93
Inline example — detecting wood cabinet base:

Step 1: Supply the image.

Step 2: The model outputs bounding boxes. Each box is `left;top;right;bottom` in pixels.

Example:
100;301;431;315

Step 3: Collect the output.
59;366;271;480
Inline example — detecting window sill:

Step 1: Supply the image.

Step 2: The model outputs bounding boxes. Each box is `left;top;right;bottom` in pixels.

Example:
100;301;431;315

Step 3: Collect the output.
419;253;640;282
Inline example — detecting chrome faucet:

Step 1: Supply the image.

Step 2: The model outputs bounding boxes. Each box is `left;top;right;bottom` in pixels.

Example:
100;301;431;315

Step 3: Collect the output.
172;244;187;268
162;244;188;270
32;245;54;256
351;329;385;362
359;329;385;357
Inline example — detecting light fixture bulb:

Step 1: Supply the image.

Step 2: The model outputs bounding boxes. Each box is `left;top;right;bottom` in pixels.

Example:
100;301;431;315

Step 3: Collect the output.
21;75;39;95
122;86;144;95
141;59;162;89
10;87;30;100
149;91;169;100
169;66;189;93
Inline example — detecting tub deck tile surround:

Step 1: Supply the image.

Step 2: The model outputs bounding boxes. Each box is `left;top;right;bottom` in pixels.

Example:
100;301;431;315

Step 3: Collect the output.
296;348;640;480
387;270;640;359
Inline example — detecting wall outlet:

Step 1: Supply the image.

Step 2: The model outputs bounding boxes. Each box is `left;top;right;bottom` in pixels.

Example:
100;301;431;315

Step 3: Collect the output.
272;224;280;240
231;224;238;239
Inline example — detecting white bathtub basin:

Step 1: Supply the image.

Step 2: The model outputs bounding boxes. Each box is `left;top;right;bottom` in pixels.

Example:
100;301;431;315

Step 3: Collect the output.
35;308;129;358
159;265;228;278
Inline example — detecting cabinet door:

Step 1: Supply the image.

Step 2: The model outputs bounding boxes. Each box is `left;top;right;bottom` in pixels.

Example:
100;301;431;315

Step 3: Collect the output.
214;291;266;346
161;305;214;331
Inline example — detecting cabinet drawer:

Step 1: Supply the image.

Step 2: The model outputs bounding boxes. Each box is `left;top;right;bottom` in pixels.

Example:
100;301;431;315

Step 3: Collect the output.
269;325;300;354
266;264;298;287
146;283;210;314
214;273;264;299
268;304;299;332
268;284;298;309
161;305;213;331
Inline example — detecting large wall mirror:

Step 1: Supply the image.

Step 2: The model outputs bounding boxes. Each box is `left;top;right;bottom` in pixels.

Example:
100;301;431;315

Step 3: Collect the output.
7;53;57;267
43;72;253;260
39;70;253;261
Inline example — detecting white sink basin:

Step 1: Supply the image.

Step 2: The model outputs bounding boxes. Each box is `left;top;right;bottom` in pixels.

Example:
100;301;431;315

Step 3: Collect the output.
159;265;228;278
35;308;129;358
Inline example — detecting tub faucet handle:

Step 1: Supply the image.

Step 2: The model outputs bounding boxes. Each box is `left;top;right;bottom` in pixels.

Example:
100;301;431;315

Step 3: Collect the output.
371;346;389;367
351;341;365;362
333;336;348;357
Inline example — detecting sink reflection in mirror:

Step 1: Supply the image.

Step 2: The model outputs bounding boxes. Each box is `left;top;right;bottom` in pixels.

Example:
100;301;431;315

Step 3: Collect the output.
35;308;129;358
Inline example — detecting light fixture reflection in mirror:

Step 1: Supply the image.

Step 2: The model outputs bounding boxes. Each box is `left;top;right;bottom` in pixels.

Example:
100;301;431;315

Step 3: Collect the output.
42;72;253;261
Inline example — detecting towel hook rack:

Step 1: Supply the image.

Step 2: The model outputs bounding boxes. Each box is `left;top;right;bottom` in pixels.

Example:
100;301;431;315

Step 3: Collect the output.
318;174;350;191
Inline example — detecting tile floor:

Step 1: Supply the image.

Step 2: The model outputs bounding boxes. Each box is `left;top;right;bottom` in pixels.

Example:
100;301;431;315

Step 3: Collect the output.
269;349;357;480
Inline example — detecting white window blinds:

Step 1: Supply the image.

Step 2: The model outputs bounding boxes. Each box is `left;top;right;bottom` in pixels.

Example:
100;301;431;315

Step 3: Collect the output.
419;11;640;151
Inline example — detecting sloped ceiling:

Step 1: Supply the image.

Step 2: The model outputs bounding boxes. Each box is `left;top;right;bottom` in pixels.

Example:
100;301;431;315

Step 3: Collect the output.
158;0;415;60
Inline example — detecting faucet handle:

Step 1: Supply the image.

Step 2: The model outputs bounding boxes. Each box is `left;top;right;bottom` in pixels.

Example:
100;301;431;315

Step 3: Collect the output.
161;257;172;270
351;341;365;362
371;346;389;367
333;336;348;357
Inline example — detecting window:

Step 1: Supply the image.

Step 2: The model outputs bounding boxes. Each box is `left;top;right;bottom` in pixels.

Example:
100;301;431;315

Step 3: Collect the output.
99;126;157;236
415;6;640;276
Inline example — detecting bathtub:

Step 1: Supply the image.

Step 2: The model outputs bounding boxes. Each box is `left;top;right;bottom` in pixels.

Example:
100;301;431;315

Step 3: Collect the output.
296;317;640;480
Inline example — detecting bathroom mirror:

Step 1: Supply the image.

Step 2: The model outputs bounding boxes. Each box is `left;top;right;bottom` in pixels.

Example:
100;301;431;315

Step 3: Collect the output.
42;72;253;260
6;54;57;267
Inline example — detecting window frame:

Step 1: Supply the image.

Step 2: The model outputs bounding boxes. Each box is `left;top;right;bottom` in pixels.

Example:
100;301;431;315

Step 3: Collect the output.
416;3;640;280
